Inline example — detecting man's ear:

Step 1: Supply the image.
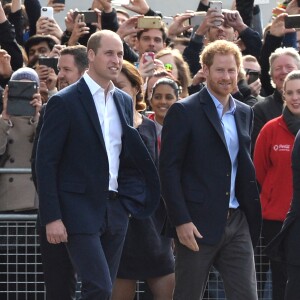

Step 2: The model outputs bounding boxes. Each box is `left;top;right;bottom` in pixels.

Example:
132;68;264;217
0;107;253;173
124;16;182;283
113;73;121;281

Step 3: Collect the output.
202;64;209;77
87;49;95;62
233;30;238;41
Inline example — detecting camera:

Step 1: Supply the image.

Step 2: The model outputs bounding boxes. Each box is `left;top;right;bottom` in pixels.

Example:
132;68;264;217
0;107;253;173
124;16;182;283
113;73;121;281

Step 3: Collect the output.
73;11;98;24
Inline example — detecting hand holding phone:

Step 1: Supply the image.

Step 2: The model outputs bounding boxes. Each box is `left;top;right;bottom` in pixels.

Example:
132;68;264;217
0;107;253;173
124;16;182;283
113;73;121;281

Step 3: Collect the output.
142;52;155;64
209;1;222;26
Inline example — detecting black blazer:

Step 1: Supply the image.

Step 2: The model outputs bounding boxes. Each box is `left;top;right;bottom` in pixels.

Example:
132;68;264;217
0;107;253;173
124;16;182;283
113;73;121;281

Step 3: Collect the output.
159;87;262;247
36;78;160;234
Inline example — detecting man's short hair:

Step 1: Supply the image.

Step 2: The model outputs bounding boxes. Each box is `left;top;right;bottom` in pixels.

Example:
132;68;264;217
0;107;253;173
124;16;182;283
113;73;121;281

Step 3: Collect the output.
24;34;57;56
269;47;300;77
200;40;242;70
60;45;88;73
136;25;168;43
116;9;130;19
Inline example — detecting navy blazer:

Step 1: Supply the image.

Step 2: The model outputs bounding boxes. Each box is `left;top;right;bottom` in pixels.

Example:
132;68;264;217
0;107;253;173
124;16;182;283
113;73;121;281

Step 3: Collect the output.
159;87;262;247
36;78;160;234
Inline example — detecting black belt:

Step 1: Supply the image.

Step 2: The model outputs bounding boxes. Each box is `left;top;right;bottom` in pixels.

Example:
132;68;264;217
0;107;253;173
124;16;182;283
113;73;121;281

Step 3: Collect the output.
227;208;238;219
108;191;118;200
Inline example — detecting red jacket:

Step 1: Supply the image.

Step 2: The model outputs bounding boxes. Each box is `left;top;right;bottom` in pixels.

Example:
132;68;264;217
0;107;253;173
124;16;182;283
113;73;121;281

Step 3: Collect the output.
254;115;294;221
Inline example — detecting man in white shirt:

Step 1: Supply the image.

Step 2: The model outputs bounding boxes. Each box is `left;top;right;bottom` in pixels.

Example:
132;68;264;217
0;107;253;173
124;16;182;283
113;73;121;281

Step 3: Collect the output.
36;30;160;300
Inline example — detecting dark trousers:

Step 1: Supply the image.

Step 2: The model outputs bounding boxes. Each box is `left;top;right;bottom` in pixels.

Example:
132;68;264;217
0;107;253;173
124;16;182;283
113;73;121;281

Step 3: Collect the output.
66;199;129;300
173;209;257;300
255;220;287;300
38;224;77;300
285;264;300;300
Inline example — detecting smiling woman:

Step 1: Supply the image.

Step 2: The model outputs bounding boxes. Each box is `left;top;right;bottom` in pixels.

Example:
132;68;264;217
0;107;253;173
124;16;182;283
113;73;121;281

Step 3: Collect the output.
254;70;300;299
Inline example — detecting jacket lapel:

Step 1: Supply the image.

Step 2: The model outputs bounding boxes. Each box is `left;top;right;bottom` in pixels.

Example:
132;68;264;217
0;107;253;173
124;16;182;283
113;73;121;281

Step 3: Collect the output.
234;102;248;144
200;88;228;150
77;78;106;149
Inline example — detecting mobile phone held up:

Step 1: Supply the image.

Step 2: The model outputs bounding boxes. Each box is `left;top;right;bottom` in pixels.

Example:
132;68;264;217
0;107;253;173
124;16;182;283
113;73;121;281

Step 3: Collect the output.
189;12;206;27
41;7;54;19
209;1;222;26
7;81;38;116
38;56;59;74
247;70;260;84
111;0;130;5
285;14;300;29
142;52;155;64
73;11;98;24
137;17;162;29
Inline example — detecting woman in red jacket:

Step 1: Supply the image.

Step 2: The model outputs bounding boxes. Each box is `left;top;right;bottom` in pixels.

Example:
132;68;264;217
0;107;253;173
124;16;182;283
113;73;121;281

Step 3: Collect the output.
254;70;300;300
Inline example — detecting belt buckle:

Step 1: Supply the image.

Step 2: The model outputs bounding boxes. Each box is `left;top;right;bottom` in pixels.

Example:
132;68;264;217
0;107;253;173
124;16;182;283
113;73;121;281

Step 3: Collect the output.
108;191;118;200
227;208;235;219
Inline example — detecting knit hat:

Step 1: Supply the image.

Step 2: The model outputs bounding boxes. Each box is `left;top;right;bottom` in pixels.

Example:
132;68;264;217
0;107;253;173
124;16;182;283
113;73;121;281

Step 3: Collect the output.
10;67;40;86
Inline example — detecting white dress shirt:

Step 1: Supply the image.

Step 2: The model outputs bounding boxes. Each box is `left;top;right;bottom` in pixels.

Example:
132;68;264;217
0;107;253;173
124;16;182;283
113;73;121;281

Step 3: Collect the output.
83;72;122;192
207;88;240;209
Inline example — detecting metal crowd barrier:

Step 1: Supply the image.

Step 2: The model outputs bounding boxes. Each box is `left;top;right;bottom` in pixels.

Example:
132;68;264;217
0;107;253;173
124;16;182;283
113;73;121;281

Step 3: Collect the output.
0;168;272;299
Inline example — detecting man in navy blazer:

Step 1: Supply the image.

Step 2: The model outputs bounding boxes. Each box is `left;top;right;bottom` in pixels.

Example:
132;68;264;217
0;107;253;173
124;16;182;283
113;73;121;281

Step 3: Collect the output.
160;40;262;300
36;30;160;300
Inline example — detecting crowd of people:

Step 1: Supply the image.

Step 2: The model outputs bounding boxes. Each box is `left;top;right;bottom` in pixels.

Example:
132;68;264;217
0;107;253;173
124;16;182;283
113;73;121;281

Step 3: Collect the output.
1;0;300;299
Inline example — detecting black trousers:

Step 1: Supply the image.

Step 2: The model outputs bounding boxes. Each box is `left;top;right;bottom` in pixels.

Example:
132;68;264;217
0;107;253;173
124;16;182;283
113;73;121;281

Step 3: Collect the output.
38;223;77;300
255;219;287;300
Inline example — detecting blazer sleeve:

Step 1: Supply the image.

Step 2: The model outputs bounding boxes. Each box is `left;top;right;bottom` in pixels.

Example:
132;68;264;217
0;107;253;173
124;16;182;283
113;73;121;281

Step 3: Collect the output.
36;96;70;225
159;102;192;226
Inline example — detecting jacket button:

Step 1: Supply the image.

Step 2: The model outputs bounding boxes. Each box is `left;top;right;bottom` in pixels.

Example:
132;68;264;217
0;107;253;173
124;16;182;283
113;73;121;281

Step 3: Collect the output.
226;192;229;196
9;158;15;163
9;178;14;182
8;139;13;144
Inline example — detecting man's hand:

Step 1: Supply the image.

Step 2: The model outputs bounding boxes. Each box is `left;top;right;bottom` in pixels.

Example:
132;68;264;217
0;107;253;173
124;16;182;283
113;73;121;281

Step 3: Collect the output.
247;77;262;97
0;50;12;79
116;16;142;40
176;222;202;251
195;8;224;36
270;13;294;37
122;0;150;15
223;9;247;33
168;13;193;40
31;89;42;116
46;220;68;244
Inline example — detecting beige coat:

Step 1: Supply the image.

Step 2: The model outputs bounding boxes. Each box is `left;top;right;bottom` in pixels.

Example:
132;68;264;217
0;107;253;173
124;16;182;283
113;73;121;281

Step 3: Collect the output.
0;115;39;211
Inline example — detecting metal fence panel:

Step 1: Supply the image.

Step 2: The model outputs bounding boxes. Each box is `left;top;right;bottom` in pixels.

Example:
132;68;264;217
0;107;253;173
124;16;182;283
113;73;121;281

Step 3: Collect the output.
0;215;272;300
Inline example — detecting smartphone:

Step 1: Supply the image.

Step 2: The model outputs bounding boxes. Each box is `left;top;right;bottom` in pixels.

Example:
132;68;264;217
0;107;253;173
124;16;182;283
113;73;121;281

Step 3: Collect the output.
53;0;65;3
189;12;206;27
41;7;54;19
247;70;260;84
137;17;162;29
162;16;173;28
7;81;38;116
285;14;300;29
142;52;155;64
73;11;98;24
38;56;59;74
111;0;130;5
209;1;222;26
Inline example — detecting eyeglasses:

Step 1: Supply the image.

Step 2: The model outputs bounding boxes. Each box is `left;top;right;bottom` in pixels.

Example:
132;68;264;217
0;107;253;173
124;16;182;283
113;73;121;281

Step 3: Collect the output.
164;63;173;71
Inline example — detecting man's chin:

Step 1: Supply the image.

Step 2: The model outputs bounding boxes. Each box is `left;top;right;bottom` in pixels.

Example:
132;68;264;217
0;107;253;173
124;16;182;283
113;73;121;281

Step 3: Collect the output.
58;82;68;90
